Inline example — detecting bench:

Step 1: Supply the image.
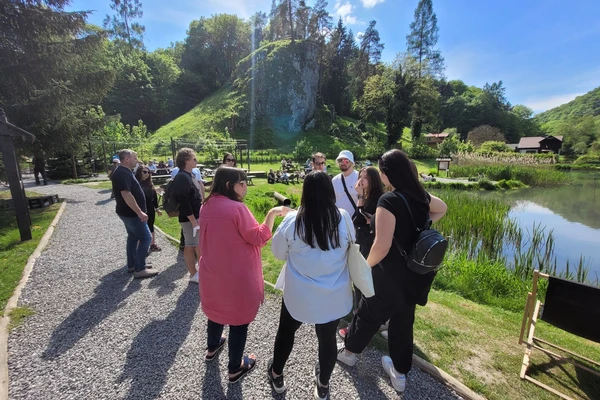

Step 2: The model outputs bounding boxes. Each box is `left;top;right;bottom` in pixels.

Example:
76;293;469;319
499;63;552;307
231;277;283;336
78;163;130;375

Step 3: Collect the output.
246;175;256;186
248;170;266;178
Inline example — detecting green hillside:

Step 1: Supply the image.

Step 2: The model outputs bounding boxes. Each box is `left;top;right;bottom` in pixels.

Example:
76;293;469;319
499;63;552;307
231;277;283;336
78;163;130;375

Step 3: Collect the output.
535;86;600;124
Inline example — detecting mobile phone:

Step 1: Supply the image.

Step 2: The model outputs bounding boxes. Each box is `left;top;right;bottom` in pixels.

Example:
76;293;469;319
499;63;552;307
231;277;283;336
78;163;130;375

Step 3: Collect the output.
360;209;373;220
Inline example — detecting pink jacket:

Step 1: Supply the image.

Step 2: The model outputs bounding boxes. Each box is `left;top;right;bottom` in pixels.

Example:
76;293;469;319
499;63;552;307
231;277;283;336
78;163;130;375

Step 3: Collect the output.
198;194;272;325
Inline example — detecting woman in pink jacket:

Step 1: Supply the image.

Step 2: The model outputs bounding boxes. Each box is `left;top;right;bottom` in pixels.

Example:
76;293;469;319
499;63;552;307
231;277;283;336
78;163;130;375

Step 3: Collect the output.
198;166;290;383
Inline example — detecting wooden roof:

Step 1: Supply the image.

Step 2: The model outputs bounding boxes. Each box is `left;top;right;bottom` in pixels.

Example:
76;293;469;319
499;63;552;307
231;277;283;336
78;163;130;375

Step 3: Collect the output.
517;135;563;149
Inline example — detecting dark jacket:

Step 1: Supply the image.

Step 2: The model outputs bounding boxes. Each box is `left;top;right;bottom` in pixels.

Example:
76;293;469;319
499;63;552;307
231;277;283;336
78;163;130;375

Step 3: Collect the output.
171;170;202;222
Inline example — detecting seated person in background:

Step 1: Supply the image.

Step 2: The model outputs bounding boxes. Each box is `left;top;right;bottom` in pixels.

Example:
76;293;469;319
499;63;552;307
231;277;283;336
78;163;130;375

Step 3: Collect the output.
419;173;436;182
148;160;157;172
268;169;276;184
158;160;166;168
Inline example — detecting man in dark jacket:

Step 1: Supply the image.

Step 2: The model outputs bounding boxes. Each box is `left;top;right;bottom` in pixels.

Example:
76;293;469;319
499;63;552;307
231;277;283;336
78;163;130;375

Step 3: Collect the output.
32;154;48;185
171;148;203;283
111;149;159;279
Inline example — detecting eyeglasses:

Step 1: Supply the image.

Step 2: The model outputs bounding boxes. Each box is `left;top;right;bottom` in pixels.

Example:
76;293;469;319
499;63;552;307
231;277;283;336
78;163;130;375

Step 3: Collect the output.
315;162;325;166
236;180;247;185
225;158;235;162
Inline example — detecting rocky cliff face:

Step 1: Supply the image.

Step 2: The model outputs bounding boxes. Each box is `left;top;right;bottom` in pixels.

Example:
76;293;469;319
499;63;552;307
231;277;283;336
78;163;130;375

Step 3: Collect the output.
235;41;319;133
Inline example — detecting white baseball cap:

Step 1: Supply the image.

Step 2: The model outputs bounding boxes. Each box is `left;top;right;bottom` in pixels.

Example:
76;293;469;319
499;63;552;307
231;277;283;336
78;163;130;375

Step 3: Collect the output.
336;150;354;164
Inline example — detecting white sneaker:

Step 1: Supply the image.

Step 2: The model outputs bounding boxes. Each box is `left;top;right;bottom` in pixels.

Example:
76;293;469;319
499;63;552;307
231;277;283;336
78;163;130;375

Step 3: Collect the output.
381;356;406;392
189;272;199;284
336;344;358;367
381;330;388;340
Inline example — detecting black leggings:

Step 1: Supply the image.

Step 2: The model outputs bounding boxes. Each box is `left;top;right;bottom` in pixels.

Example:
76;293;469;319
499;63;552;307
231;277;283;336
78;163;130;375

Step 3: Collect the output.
147;210;155;233
272;301;340;386
345;295;416;374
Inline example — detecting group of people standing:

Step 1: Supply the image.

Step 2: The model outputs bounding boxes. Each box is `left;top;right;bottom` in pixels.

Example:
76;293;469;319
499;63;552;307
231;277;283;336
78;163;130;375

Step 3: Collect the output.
110;146;447;399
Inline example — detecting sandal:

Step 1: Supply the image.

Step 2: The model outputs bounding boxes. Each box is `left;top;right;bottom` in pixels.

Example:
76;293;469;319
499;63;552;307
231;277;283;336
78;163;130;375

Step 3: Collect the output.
205;337;226;362
228;355;256;383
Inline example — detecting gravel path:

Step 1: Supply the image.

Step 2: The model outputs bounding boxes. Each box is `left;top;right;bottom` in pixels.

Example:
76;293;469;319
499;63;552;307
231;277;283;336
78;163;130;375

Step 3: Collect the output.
7;181;463;399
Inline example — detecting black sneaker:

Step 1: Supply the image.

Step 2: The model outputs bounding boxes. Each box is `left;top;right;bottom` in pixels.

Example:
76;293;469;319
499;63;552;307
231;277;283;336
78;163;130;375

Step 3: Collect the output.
267;359;286;394
314;363;329;400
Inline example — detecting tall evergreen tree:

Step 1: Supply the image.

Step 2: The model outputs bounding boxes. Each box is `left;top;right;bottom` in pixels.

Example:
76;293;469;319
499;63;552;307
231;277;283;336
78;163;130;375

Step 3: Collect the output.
0;0;115;151
406;0;444;78
103;0;145;50
353;20;384;98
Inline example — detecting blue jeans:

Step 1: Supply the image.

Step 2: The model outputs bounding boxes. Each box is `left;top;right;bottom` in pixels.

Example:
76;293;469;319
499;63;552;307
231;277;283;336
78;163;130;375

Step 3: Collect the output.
119;215;152;272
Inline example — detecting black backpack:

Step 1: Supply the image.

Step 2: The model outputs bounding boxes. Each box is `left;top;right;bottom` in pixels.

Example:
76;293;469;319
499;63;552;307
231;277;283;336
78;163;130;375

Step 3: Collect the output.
392;192;448;274
161;178;179;217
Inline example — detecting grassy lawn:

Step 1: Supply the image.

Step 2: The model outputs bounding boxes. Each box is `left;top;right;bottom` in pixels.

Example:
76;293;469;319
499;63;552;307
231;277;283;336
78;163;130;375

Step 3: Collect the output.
84;181;113;190
0;192;61;311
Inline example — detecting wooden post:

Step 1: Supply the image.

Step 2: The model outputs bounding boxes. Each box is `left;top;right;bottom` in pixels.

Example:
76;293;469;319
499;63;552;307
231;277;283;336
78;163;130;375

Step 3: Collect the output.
102;141;108;174
89;141;95;175
0;110;33;241
71;154;77;179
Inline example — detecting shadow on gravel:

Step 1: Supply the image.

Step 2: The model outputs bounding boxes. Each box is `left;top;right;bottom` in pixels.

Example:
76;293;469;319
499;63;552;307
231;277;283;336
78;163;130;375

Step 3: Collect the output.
95;198;114;206
336;362;393;400
147;252;188;298
120;286;199;400
42;269;140;360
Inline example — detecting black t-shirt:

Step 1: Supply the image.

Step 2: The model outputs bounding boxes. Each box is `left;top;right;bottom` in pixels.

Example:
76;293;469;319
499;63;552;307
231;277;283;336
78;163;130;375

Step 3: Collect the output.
111;166;147;217
171;171;202;222
372;190;434;306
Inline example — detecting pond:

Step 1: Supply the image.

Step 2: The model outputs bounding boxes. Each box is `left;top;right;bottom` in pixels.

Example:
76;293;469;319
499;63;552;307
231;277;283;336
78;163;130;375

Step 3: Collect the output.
502;172;600;281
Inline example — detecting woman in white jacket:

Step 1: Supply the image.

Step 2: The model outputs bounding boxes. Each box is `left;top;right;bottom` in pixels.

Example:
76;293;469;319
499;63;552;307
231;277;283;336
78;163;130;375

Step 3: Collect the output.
268;171;354;400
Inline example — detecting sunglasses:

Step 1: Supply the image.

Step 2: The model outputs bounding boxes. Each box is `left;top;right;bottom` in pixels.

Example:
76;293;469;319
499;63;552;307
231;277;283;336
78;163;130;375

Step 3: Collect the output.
225;158;235;162
338;159;350;164
141;170;149;174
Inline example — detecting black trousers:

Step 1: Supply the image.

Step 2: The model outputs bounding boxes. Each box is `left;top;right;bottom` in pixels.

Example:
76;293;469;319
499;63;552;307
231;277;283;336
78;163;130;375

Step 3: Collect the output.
34;167;47;185
272;301;340;386
207;319;249;373
344;295;416;374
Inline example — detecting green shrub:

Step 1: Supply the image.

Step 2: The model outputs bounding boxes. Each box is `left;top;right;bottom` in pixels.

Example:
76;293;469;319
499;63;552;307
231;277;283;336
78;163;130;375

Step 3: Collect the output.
450;165;568;187
573;154;600;165
479;141;512;153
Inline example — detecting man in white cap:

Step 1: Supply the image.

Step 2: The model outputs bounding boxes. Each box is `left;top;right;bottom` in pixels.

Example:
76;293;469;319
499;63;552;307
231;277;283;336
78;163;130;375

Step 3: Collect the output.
332;150;359;217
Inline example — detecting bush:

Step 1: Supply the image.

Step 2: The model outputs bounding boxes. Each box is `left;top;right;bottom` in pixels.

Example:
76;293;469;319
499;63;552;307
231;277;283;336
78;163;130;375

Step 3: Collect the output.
292;139;314;161
573;154;600;165
407;137;438;159
479;141;512;153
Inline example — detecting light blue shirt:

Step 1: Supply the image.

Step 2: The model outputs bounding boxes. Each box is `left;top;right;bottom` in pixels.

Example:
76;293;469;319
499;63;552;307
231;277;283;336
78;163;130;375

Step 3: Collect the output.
170;167;201;181
272;209;354;324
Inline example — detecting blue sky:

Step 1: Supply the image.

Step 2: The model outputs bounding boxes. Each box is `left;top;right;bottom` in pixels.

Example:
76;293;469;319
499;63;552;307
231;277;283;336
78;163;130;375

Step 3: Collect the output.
68;0;600;113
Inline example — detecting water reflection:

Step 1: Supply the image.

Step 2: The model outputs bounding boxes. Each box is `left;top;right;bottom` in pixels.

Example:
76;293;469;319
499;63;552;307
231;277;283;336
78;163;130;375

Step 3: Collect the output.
504;173;600;278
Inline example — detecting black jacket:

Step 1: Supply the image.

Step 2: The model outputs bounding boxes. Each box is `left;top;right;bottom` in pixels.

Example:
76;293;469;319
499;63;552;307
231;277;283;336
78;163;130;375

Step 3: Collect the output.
171;170;202;222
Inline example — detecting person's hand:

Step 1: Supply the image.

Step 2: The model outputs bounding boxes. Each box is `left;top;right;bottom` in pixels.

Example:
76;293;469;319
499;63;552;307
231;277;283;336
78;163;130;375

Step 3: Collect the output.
138;211;149;222
271;206;292;217
156;209;162;216
354;179;362;191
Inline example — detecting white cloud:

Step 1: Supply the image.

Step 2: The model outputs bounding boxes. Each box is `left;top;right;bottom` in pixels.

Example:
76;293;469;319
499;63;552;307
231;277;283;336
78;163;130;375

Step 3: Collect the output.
360;0;385;8
525;93;584;113
334;1;362;25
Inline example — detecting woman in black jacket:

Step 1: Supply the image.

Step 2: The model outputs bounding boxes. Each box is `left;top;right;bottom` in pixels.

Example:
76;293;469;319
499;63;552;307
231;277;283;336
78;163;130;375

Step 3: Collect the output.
135;166;162;251
338;166;384;339
337;150;447;394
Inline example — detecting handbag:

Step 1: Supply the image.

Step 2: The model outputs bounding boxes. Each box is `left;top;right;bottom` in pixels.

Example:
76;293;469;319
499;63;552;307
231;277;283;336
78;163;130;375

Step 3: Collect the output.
342;212;375;298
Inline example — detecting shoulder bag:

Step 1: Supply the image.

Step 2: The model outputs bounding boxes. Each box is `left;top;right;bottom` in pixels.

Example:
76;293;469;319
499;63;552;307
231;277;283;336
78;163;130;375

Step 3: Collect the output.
342;211;375;298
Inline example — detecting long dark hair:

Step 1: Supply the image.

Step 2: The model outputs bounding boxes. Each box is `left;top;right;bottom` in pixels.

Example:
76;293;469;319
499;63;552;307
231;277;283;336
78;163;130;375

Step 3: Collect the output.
135;165;153;189
222;152;237;167
359;166;385;210
295;171;341;250
378;150;428;204
205;166;247;203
